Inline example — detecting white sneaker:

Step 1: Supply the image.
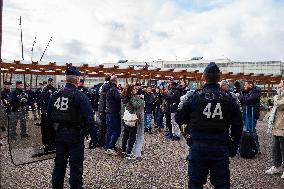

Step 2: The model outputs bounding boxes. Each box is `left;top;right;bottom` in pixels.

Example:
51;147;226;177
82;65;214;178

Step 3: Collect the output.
265;166;281;175
105;149;118;156
281;172;284;179
125;153;136;160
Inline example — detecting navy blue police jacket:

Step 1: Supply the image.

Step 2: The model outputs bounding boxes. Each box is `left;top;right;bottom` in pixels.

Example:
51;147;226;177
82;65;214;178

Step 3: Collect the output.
175;83;243;146
47;83;98;142
9;88;25;112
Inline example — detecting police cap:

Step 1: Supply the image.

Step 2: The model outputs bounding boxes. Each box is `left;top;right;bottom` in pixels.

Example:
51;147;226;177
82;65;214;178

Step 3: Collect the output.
48;78;53;82
204;62;220;74
3;81;12;85
65;66;81;76
16;81;23;85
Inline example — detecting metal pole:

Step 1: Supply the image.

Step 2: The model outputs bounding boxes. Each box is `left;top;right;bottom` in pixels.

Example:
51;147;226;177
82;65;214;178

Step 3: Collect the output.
36;36;52;87
0;0;3;96
19;16;24;61
31;36;36;62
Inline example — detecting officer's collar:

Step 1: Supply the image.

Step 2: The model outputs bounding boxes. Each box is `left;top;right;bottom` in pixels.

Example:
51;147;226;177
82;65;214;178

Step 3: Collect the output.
202;83;220;89
65;83;77;89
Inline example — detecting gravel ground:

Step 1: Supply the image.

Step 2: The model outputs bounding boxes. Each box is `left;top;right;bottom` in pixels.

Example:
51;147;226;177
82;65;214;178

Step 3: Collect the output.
1;118;284;189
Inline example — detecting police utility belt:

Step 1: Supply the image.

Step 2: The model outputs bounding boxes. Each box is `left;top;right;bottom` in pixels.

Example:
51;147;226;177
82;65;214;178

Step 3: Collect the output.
53;122;81;132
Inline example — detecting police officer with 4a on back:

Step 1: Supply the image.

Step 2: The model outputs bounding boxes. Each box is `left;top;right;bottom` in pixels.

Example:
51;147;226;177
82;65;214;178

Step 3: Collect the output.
47;67;98;189
176;62;243;189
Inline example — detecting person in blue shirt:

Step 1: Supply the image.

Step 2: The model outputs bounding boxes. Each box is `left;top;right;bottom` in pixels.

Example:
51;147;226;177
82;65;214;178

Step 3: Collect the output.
175;62;243;189
47;66;98;189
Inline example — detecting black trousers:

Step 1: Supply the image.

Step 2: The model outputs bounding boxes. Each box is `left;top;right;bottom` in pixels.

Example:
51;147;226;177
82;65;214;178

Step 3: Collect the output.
165;112;172;133
98;113;106;147
52;129;84;189
122;124;137;154
272;135;284;167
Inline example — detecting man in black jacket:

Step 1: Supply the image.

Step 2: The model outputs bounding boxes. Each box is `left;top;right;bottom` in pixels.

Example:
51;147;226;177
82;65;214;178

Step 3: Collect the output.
105;75;121;155
164;82;181;140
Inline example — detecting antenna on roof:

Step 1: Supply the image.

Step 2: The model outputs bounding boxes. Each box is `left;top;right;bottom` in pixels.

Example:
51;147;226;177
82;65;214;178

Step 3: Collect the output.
40;36;52;61
19;16;24;61
31;36;36;62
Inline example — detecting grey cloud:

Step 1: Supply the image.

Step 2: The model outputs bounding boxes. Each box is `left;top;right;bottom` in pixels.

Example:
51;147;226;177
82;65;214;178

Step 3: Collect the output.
102;45;126;59
63;40;90;58
154;31;169;38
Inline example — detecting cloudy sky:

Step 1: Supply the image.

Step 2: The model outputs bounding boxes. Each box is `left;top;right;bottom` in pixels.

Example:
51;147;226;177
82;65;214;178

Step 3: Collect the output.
2;0;284;64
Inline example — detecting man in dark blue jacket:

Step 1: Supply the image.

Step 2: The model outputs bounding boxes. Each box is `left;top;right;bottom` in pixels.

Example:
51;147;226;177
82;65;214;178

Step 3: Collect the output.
97;75;111;148
176;62;243;189
41;78;56;111
25;84;37;119
47;67;98;189
105;75;121;155
9;81;29;139
236;80;261;132
1;81;12;114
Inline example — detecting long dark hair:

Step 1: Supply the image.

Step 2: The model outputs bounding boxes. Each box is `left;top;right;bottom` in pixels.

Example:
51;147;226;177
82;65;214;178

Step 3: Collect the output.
122;84;134;100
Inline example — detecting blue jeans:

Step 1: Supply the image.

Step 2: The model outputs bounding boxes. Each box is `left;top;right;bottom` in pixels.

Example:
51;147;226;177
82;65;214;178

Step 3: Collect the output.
155;106;163;128
105;113;121;149
188;143;230;189
243;116;257;133
144;113;152;129
52;129;84;189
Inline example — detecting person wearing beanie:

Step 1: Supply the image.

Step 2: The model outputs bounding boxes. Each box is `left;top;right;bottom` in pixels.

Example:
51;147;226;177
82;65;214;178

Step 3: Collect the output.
175;62;243;189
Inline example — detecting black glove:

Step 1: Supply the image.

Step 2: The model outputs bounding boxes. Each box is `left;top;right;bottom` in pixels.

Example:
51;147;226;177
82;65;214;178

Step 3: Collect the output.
186;135;193;147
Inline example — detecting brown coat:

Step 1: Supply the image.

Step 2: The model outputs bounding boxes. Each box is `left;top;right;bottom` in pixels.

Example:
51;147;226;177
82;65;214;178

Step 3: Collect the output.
272;94;284;136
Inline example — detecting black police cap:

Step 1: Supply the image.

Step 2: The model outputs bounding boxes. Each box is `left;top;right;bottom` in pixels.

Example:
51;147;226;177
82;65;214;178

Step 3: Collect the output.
16;81;23;85
204;62;220;74
3;81;12;85
65;66;81;76
48;78;53;81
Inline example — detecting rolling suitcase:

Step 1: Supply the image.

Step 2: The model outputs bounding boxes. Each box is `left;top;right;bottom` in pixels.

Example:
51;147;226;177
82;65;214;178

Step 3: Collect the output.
239;106;259;158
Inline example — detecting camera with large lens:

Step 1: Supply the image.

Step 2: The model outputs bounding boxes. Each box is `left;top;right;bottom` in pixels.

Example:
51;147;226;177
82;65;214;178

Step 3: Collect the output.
19;92;28;107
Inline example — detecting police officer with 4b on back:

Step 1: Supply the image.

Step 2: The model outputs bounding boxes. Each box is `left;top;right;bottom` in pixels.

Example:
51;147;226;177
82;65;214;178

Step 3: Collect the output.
47;67;98;189
175;62;243;189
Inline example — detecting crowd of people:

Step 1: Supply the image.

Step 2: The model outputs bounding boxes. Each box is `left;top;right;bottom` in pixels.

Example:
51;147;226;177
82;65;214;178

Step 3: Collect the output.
0;62;284;188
